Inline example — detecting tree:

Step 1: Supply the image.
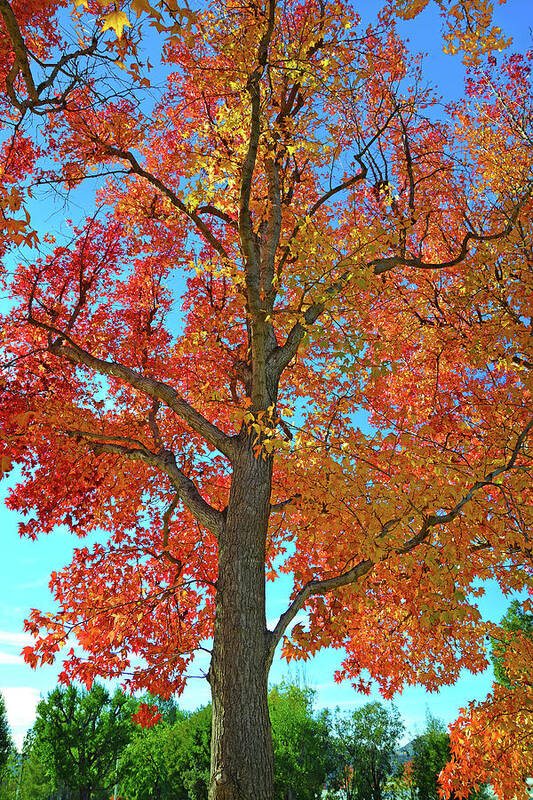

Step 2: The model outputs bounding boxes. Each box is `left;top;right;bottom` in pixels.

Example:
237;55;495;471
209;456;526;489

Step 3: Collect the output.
411;714;491;800
410;713;490;800
269;682;332;800
0;693;16;800
31;684;135;800
0;1;532;799
442;599;533;800
119;695;188;800
411;715;453;800
491;599;533;688
18;731;53;800
327;702;404;800
165;706;212;800
123;682;331;800
0;693;13;784
384;760;416;800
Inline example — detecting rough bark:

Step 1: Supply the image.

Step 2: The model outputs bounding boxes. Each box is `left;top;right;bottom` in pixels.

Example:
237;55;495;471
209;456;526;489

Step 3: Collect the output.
208;437;275;800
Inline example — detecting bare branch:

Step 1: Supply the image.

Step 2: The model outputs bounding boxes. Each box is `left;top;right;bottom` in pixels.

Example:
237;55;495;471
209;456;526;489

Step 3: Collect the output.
267;558;374;665
0;0;38;105
162;493;180;549
270;494;301;512
197;204;238;229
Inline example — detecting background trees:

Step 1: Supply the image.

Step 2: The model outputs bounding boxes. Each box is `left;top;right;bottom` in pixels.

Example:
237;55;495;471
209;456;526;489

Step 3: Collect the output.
326;703;404;800
31;685;135;800
0;694;15;800
119;700;202;800
17;731;52;800
122;683;332;800
269;683;332;800
0;0;532;797
491;600;533;688
0;693;13;780
411;716;454;800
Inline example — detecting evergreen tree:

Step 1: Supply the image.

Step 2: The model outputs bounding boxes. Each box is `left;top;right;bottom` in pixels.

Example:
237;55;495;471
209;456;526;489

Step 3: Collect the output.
0;693;12;775
0;692;15;800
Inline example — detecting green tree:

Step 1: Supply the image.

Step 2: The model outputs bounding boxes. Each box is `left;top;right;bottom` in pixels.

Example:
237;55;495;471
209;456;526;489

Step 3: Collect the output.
0;693;13;778
410;715;490;800
0;693;15;800
269;682;332;800
18;731;52;800
167;706;212;800
327;702;404;800
491;600;533;688
32;684;135;800
411;716;452;800
121;704;210;800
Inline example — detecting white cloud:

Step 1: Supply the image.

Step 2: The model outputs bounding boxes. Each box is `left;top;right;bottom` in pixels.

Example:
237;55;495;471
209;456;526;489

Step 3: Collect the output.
0;651;22;665
0;686;41;749
0;631;32;647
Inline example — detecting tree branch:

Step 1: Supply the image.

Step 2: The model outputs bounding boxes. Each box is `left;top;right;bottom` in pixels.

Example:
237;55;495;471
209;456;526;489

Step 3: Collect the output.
238;0;276;316
270;494;301;512
27;315;237;461
371;187;532;275
426;417;533;527
67;431;224;536
267;418;533;661
277;160;368;275
238;0;277;408
269;270;350;376
196;204;238;229
0;0;38;106
271;184;532;376
104;145;232;264
267;558;374;665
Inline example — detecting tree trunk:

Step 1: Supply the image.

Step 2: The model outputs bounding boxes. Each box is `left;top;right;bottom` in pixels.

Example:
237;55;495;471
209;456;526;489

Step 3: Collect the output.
208;441;275;800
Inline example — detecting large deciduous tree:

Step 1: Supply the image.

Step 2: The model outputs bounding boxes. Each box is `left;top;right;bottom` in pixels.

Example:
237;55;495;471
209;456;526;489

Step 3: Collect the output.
0;0;532;799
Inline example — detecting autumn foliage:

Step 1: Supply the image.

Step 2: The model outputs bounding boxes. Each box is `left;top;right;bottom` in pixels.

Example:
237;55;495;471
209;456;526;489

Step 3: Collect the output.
0;0;532;798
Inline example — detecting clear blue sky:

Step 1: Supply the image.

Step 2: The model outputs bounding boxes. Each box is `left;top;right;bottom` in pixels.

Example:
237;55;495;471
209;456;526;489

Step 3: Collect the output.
1;0;531;750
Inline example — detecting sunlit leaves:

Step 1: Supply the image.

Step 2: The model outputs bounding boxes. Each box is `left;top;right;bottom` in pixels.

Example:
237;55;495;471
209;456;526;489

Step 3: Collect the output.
0;0;531;796
101;10;132;38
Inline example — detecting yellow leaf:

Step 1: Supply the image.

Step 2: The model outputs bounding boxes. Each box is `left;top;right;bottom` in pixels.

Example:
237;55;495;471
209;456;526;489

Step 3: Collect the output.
101;10;131;38
131;0;160;18
73;0;89;8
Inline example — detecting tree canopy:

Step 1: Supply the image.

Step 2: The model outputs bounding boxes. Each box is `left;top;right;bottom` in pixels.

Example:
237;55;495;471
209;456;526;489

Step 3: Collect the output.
326;702;404;800
0;0;532;798
0;693;13;780
31;684;135;800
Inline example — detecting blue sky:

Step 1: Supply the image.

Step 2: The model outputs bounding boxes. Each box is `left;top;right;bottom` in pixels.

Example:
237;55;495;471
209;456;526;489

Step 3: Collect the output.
1;0;532;751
